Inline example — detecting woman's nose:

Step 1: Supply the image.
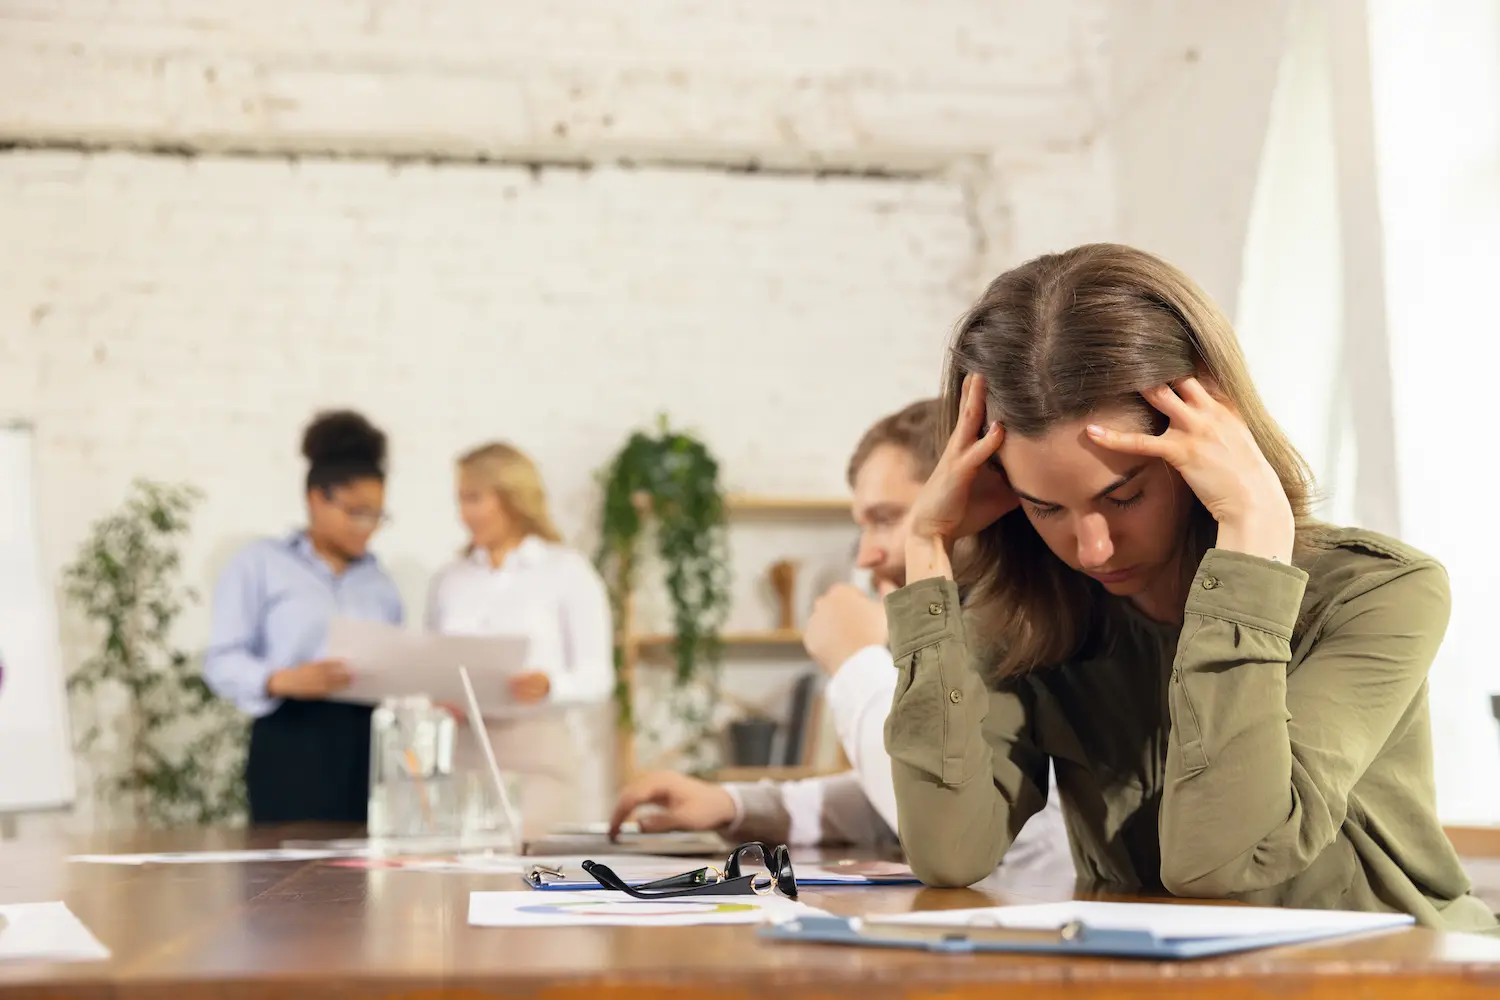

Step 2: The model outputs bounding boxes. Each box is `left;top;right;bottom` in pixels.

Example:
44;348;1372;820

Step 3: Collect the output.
1075;513;1115;570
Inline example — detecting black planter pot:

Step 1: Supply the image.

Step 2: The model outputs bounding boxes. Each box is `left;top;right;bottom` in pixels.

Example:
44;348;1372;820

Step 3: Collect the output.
726;718;779;767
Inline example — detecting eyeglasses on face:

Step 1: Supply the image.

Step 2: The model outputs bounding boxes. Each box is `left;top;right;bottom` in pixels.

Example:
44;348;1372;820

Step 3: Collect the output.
330;503;390;528
581;841;798;901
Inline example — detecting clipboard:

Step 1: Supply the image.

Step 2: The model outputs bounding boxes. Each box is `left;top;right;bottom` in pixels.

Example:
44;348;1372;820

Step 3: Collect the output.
759;906;1416;960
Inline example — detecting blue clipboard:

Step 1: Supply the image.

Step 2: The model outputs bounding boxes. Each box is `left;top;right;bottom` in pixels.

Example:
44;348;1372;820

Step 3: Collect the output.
758;913;1410;960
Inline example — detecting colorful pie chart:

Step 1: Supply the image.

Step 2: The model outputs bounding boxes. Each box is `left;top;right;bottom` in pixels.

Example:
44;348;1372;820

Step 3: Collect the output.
517;900;757;919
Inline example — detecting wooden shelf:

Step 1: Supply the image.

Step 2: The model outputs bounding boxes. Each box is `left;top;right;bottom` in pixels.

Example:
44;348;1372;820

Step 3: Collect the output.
725;494;851;516
709;765;841;782
634;629;807;661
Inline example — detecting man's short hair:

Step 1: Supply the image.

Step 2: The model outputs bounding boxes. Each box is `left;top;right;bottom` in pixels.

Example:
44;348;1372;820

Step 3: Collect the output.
846;398;942;487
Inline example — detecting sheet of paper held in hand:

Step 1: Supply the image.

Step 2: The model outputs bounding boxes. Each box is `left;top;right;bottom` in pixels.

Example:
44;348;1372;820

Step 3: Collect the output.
324;617;529;716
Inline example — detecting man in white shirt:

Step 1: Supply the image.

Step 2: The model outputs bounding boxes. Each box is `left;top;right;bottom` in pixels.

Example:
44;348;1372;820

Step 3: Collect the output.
609;400;1072;879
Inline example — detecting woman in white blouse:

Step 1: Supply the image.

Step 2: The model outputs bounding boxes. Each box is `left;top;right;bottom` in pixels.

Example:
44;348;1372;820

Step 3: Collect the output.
426;441;614;837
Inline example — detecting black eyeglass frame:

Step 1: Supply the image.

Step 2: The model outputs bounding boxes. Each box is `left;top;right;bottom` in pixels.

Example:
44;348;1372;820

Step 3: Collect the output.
581;841;798;901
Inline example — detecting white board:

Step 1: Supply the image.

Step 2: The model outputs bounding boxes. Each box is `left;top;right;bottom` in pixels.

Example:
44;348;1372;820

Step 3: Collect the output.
0;423;75;813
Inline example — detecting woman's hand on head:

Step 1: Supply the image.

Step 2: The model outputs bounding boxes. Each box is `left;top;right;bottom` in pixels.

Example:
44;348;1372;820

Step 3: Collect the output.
906;373;1020;562
1086;377;1295;564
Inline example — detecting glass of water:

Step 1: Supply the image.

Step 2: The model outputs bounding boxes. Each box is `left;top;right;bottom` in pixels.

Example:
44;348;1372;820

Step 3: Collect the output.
367;695;458;840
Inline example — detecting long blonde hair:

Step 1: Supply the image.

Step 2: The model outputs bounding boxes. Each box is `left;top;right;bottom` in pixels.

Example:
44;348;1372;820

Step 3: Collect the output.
457;442;563;545
946;243;1323;679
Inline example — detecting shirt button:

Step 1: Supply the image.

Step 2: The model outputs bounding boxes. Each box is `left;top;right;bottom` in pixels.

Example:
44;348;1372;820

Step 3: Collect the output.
1201;576;1221;590
949;689;963;704
928;603;944;616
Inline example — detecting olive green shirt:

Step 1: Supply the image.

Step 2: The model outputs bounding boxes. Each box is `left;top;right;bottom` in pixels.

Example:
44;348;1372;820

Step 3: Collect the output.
884;526;1496;931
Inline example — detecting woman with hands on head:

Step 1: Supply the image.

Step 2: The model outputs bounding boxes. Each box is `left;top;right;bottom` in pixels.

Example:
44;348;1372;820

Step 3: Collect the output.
886;243;1495;930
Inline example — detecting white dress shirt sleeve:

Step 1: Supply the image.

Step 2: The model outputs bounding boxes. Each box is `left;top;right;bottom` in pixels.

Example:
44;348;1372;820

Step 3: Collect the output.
822;644;900;832
723;772;894;847
547;554;614;706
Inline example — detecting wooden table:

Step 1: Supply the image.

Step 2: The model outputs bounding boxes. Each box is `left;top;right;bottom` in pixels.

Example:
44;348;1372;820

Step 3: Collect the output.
4;825;1500;999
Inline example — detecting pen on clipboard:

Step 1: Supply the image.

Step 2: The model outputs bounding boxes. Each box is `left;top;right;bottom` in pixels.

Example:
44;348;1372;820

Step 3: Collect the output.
807;915;1090;946
458;665;524;845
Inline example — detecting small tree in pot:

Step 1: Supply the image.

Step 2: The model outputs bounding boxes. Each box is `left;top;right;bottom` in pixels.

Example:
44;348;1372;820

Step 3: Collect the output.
64;479;247;828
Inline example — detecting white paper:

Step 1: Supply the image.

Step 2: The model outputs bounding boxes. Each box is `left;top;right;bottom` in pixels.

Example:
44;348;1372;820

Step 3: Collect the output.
0;902;110;963
323;854;530;874
325;617;529;715
69;848;356;865
468;890;824;927
873;901;1414;940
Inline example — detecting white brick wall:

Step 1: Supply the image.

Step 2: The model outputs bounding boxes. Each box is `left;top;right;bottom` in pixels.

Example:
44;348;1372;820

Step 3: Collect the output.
0;0;1107;169
0;0;1136;832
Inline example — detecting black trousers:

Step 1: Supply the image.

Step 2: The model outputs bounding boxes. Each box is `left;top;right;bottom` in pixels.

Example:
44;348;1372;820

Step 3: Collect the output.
246;699;374;825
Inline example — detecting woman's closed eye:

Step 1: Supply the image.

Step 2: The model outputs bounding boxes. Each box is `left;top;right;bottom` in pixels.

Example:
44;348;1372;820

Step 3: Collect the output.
1025;492;1144;519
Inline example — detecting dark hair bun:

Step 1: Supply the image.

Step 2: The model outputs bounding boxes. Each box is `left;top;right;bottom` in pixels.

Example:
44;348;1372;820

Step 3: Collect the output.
301;410;387;470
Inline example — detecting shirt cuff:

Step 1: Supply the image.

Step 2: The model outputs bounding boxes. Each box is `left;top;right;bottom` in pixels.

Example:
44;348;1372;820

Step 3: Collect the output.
723;783;747;831
883;576;963;659
721;781;792;844
1186;547;1309;639
233;659;283;719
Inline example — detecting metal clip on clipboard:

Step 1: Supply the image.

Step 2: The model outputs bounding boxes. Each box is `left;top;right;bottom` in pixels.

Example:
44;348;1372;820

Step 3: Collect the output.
524;864;567;888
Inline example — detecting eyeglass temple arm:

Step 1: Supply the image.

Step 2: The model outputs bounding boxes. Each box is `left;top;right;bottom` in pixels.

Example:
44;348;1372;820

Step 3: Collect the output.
581;860;715;892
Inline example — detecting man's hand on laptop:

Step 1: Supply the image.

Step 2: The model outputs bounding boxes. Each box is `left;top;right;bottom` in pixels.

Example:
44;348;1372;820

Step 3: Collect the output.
608;771;736;840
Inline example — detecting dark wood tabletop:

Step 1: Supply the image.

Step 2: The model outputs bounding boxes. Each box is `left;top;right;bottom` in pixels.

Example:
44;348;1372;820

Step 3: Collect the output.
4;824;1500;999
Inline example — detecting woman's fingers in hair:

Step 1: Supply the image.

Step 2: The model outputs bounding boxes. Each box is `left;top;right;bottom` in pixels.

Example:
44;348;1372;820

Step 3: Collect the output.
948;372;989;454
1140;383;1196;425
1086;421;1174;461
962;420;1005;468
1172;376;1226;413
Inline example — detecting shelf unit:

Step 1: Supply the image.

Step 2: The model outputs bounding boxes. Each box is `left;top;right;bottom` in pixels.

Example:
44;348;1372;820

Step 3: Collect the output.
724;494;852;516
613;493;853;786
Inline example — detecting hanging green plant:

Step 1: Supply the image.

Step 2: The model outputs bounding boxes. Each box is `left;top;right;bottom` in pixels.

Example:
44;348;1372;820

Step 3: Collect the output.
594;414;731;733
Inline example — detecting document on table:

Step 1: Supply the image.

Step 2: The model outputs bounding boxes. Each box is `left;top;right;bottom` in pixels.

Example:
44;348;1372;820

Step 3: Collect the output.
324;617;529;716
69;847;359;865
0;902;110;963
469;890;825;928
761;900;1416;959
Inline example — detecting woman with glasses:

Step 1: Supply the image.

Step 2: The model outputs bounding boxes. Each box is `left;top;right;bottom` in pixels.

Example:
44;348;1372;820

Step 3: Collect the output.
425;441;612;838
204;410;404;825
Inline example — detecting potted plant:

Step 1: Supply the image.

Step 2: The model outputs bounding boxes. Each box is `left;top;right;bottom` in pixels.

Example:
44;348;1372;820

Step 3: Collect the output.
64;479;248;828
595;415;731;763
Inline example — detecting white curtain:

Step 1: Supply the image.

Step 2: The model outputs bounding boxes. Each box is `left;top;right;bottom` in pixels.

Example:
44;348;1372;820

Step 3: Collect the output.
1368;0;1500;823
1236;0;1355;525
1239;0;1500;821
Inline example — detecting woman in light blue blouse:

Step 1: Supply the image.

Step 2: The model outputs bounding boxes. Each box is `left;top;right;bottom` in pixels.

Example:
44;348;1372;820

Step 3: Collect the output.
203;411;404;825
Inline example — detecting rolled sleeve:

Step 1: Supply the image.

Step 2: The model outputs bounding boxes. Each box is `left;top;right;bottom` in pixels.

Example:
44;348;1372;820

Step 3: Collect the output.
1183;548;1308;638
883;576;1043;888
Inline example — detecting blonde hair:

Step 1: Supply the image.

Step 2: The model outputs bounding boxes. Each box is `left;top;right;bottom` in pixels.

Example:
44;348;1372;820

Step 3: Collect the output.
457;442;563;544
946;243;1323;679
